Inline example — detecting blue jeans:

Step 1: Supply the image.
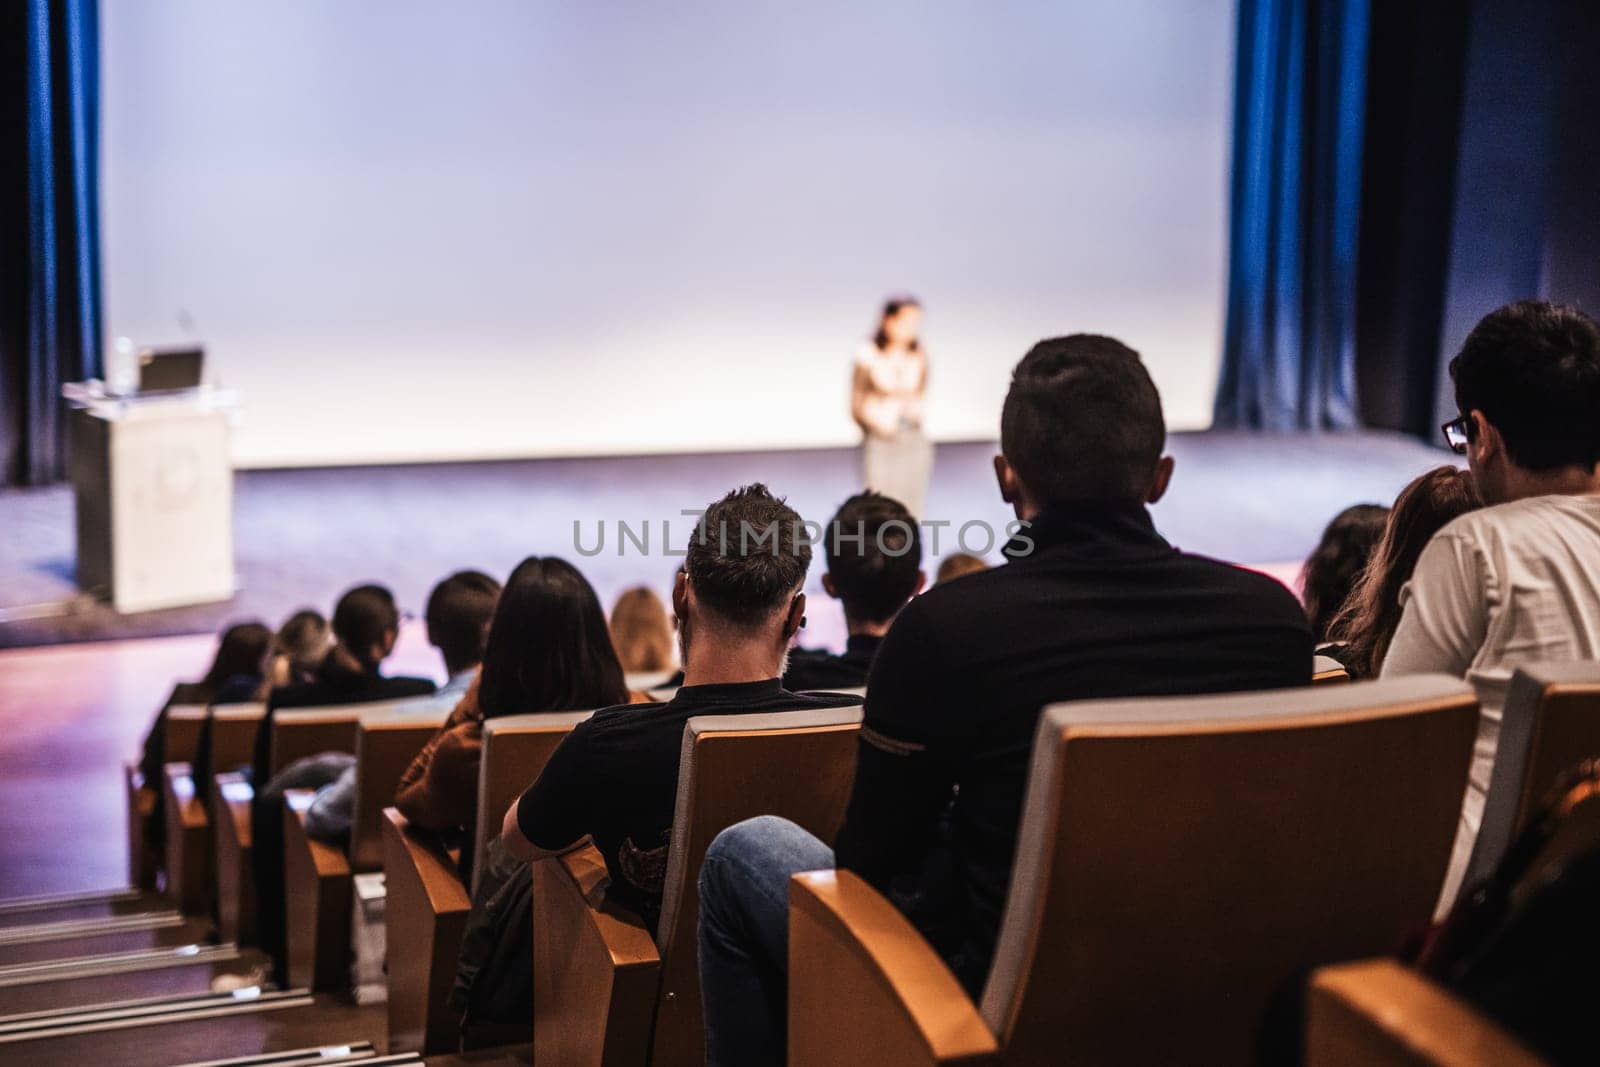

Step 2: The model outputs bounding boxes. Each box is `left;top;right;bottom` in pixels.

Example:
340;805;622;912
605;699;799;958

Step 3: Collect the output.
699;815;834;1067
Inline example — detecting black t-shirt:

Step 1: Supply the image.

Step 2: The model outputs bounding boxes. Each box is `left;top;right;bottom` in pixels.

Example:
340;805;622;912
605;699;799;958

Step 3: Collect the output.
833;502;1313;995
517;678;862;931
782;633;882;691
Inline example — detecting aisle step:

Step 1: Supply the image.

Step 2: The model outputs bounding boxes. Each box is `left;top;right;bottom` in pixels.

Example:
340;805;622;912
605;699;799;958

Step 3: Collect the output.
0;909;186;945
0;888;156;929
178;1043;422;1066
0;942;241;989
0;914;211;966
0;986;313;1043
0;947;267;1013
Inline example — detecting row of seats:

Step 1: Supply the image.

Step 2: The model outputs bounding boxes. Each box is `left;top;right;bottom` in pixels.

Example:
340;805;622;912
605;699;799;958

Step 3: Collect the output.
94;658;1599;1064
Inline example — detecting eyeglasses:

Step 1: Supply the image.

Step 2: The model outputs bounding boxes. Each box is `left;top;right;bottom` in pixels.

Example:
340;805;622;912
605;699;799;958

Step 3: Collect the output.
1441;416;1470;455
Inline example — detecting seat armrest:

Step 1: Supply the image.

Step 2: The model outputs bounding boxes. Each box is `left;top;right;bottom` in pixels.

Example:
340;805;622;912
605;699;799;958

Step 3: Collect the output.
283;788;354;991
382;808;473;1054
212;772;256;943
162;761;210;914
532;844;661;1065
1308;959;1545;1067
788;869;998;1066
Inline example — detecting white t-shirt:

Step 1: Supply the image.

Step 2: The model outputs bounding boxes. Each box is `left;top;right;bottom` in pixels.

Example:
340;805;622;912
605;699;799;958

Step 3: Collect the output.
1382;492;1600;912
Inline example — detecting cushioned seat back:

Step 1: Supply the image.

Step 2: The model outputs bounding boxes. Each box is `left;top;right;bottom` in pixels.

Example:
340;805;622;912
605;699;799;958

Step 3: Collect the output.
981;675;1479;1066
650;705;865;1066
1466;660;1600;889
350;706;452;870
474;711;595;895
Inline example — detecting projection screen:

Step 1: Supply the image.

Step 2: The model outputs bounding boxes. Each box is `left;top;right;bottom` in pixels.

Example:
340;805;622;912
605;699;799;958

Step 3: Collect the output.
101;0;1235;468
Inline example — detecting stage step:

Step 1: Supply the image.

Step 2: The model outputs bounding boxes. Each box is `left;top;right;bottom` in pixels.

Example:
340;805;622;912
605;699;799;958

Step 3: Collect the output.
0;887;159;929
9;990;384;1067
0;946;269;1014
0;913;211;966
0;941;241;990
177;1043;421;1066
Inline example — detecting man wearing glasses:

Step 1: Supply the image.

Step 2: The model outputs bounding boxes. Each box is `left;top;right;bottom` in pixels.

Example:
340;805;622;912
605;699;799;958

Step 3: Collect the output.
1385;299;1600;913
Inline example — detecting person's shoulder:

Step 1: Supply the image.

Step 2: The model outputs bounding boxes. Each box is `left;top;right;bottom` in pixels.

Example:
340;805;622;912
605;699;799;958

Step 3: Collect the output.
774;688;864;710
269;680;323;709
1172;552;1308;621
382;676;437;698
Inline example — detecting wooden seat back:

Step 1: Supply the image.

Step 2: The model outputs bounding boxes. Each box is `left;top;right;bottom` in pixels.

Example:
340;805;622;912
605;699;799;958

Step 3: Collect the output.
650;706;864;1064
349;708;451;872
973;675;1478;1064
1308;959;1546;1066
474;710;594;894
1465;660;1600;889
270;694;443;775
164;704;209;763
209;701;266;774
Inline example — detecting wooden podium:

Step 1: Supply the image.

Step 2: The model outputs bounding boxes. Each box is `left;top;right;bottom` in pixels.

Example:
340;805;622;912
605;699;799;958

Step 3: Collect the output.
64;383;238;613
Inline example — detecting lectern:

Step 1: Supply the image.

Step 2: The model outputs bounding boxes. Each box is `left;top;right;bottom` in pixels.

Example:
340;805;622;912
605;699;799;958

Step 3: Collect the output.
63;383;238;613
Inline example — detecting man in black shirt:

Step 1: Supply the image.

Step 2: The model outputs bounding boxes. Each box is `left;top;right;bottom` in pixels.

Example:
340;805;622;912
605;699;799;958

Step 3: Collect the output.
782;491;925;692
502;484;860;930
698;335;1313;1065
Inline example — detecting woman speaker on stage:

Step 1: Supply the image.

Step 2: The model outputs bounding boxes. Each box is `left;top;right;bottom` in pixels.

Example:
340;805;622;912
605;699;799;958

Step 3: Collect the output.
851;295;932;518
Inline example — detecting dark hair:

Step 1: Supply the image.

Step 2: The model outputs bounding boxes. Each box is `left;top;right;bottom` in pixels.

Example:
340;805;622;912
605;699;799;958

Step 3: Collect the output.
824;492;923;623
872;295;922;352
1451;301;1600;472
331;584;400;668
476;557;628;718
425;570;502;676
1300;504;1389;643
1328;467;1484;677
201;621;272;691
685;483;810;627
1000;335;1166;505
273;610;329;672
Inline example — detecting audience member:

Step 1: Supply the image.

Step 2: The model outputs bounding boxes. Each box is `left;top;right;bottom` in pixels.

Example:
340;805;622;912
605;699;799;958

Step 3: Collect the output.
213;609;329;705
1300;503;1388;643
393;557;629;871
609;585;675;675
934;551;989;584
1382;300;1600;911
783;491;924;691
501;484;861;932
137;620;271;853
696;335;1313;1065
1322;467;1482;678
250;582;436;982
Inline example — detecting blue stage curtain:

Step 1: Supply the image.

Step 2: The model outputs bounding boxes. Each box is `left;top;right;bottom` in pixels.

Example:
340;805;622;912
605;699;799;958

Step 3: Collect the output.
1214;0;1369;431
0;0;101;486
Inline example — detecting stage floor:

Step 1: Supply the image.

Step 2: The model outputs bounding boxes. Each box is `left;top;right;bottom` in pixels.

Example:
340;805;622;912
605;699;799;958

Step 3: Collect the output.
0;431;1454;649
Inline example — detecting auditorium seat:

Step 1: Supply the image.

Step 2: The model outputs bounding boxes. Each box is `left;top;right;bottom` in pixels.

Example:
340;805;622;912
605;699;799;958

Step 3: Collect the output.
1312;654;1351;685
785;675;1479;1065
1460;660;1600;894
383;709;593;1054
160;762;210;915
532;705;863;1067
124;703;208;894
1307;959;1545;1066
282;707;448;991
209;700;381;963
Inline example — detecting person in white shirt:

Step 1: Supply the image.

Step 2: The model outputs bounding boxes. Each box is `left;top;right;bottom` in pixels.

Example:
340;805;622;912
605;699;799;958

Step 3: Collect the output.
851;295;931;518
1382;300;1600;911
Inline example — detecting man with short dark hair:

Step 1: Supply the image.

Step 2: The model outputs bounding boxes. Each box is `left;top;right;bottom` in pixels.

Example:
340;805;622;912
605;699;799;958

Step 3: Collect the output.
697;336;1312;1065
500;484;860;930
783;491;924;691
1384;300;1600;909
423;569;502;699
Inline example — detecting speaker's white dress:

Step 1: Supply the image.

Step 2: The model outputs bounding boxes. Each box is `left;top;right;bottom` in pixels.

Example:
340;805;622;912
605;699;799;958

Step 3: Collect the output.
855;344;932;519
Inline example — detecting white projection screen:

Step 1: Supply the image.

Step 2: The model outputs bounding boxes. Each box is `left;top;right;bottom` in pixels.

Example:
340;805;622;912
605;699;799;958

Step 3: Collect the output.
100;1;1235;469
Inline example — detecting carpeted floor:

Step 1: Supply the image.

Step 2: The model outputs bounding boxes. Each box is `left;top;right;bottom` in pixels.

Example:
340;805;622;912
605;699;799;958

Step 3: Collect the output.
0;431;1455;649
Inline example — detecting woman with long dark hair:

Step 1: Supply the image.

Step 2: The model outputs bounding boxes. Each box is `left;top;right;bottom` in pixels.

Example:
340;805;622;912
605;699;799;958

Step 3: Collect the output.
1324;467;1484;678
851;295;932;518
395;557;633;864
